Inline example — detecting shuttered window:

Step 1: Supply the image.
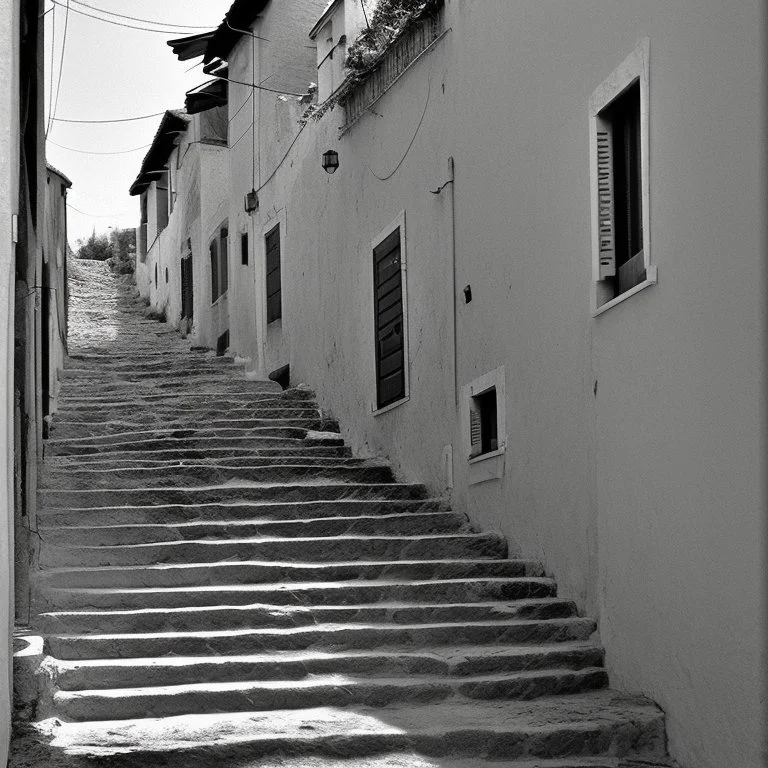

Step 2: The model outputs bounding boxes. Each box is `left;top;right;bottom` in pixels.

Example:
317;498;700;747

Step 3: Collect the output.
597;80;643;296
265;224;281;323
241;232;249;265
373;228;405;408
220;227;229;295
209;240;218;302
180;239;193;321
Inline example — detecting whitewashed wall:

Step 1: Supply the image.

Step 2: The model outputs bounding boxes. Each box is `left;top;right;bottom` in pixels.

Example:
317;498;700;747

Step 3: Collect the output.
223;2;766;767
0;3;19;762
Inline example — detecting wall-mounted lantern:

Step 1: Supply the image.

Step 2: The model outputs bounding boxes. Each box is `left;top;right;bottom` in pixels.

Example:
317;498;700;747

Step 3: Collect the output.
244;188;259;214
322;149;339;174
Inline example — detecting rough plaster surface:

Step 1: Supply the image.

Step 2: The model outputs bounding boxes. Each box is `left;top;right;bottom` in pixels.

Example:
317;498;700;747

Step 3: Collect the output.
8;261;679;767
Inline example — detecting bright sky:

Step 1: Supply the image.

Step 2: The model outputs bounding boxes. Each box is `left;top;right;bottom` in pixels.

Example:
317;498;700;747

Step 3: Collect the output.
43;0;235;248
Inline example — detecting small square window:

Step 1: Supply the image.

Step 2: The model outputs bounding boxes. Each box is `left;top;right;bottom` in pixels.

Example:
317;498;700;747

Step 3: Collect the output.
463;367;505;467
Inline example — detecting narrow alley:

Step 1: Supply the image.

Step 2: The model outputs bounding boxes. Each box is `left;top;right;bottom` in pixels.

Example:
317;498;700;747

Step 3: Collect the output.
9;262;677;766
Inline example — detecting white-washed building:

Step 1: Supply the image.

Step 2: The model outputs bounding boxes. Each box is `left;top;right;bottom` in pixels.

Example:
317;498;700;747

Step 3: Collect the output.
131;104;229;351
165;2;767;767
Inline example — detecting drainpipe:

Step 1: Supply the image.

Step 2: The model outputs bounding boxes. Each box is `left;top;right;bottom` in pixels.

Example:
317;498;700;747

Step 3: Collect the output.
448;156;457;409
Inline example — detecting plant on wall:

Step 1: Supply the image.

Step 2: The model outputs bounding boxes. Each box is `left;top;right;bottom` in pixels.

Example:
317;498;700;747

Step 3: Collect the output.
299;0;442;124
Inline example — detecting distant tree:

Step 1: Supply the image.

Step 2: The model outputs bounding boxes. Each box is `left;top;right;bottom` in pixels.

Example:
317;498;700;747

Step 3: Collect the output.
76;230;113;261
107;227;136;275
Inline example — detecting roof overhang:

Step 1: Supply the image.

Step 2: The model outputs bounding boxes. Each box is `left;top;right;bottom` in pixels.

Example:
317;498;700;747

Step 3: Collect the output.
167;31;215;61
129;110;191;196
46;163;73;188
185;78;228;115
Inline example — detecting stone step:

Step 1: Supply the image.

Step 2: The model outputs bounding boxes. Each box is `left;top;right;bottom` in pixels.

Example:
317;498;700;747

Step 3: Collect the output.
44;454;363;471
34;557;544;589
38;531;507;568
57;381;284;399
37;576;555;612
38;482;429;509
37;596;572;635
50;642;605;690
50;414;326;436
24;692;667;764
37;498;440;527
51;405;322;424
52;667;610;722
58;366;245;380
45;616;598;659
52;390;317;415
46;424;324;444
39;462;395;490
43;446;353;467
45;434;346;456
40;510;470;546
55;385;284;404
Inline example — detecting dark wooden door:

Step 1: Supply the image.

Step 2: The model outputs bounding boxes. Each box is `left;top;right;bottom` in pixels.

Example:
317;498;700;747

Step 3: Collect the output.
373;229;405;408
265;224;281;323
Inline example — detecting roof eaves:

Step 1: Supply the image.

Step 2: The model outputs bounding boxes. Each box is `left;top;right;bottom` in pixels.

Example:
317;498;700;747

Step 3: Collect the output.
46;162;73;188
129;110;191;196
204;0;271;64
309;0;342;40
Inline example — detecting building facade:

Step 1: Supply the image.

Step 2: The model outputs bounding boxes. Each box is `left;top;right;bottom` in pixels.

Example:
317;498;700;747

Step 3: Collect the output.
1;0;69;763
156;2;766;767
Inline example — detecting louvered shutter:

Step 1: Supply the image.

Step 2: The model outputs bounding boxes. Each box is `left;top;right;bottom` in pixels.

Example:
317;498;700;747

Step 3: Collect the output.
596;122;616;279
373;229;405;408
469;397;482;458
266;225;282;323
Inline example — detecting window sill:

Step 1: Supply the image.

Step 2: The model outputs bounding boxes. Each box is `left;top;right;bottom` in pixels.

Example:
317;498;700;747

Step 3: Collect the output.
372;395;409;417
468;445;506;465
210;291;228;308
592;266;657;317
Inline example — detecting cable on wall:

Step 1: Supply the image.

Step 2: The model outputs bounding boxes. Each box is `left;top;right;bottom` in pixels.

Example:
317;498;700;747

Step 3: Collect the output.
366;74;431;181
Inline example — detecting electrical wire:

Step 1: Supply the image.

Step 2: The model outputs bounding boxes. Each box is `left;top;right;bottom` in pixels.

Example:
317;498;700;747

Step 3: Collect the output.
46;4;56;136
366;74;431;181
67;201;133;218
47;0;70;138
228;91;253;124
360;0;372;33
220;74;305;98
47;139;152;155
51;110;166;124
256;120;307;194
49;0;207;34
67;0;213;30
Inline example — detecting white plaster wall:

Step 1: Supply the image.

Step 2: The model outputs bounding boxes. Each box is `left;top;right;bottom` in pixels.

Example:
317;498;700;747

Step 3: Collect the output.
225;0;329;373
0;3;19;763
198;145;230;350
221;2;766;767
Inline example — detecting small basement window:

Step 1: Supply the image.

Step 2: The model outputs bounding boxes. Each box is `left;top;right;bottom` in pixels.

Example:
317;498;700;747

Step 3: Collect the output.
464;367;505;464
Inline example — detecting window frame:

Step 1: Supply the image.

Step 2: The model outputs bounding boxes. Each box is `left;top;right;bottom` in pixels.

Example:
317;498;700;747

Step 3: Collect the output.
371;210;410;416
589;38;655;316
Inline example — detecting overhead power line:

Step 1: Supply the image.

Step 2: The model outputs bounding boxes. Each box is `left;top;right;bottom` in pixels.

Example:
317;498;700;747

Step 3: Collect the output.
50;0;209;34
47;139;152;155
47;0;71;138
51;110;167;124
67;202;134;218
67;0;213;30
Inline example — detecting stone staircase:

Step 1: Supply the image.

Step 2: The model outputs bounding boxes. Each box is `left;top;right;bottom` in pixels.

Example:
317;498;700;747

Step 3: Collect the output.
11;261;677;767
